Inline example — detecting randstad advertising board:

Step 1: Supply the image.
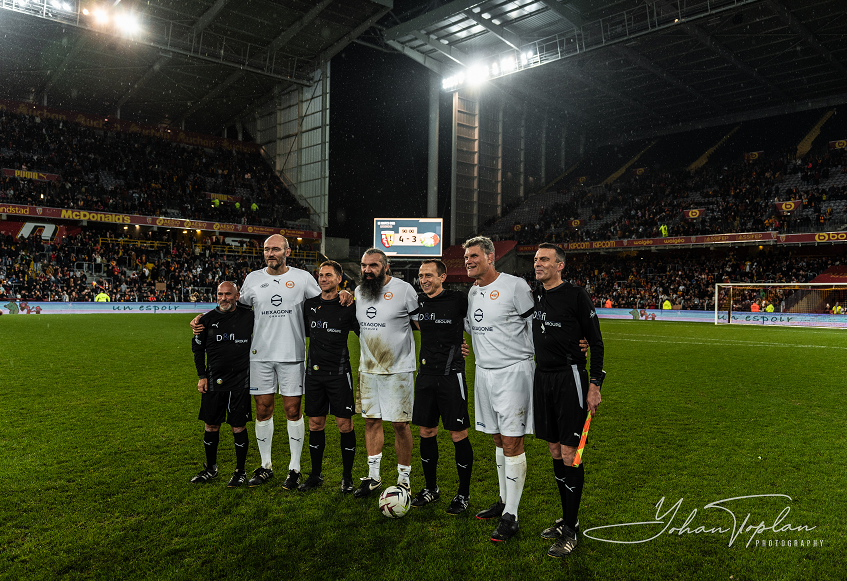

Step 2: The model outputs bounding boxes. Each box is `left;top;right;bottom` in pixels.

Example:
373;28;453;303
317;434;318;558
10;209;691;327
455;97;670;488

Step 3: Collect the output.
373;218;443;258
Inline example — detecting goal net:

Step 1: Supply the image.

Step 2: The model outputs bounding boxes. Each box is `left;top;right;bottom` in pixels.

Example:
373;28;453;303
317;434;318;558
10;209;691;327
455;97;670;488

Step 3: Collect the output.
714;283;847;327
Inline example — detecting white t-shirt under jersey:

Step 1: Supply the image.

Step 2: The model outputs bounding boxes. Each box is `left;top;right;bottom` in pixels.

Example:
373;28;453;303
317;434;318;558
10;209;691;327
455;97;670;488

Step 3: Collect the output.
355;276;419;374
239;266;321;362
466;272;534;370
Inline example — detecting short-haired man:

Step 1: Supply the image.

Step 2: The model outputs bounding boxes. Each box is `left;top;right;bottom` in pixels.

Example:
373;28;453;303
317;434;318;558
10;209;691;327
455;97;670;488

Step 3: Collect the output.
300;260;360;493
532;243;604;558
190;234;352;490
464;236;535;541
190;281;254;487
353;248;419;497
411;259;474;514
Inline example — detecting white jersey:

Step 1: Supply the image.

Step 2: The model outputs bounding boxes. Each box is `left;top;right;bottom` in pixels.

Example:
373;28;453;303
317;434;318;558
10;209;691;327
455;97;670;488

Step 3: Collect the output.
466;272;534;370
355;276;419;374
239;266;321;362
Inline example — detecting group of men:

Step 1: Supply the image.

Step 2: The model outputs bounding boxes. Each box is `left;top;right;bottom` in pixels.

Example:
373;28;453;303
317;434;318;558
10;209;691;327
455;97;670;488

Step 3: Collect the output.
189;234;605;558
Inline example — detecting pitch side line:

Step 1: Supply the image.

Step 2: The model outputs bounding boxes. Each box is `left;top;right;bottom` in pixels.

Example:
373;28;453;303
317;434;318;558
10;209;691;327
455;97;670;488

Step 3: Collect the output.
605;333;847;350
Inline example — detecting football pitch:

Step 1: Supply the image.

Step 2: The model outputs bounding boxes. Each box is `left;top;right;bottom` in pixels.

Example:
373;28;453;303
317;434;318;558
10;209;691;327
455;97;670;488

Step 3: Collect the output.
1;315;844;580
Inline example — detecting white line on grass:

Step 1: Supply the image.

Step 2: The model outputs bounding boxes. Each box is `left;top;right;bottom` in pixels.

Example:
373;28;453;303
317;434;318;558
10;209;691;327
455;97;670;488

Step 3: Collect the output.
605;333;847;350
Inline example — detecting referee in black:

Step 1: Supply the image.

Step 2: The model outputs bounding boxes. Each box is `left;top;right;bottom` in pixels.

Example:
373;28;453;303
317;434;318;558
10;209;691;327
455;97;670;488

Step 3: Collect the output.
411;259;474;515
299;260;360;493
532;243;604;558
190;281;254;487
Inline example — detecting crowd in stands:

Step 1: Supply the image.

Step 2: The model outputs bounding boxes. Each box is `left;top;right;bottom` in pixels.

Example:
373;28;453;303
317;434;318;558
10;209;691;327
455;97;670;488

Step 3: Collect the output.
519;249;840;312
495;146;847;245
0;227;311;303
0;108;309;227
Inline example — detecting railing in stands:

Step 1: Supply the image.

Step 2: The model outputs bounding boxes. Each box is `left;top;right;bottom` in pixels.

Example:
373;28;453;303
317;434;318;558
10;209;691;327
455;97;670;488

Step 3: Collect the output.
100;238;173;251
193;244;319;267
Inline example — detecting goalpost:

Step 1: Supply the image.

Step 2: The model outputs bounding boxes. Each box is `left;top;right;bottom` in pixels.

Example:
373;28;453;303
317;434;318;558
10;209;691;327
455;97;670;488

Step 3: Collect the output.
714;283;847;328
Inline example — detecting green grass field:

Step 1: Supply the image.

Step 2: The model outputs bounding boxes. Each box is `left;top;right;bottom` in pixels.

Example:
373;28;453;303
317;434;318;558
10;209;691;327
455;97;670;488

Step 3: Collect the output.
1;315;844;580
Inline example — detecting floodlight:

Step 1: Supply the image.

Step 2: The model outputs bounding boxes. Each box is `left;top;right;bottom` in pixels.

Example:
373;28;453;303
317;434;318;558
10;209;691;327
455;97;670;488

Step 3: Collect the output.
500;57;516;72
491;62;499;76
62;2;71;10
82;8;89;14
115;12;140;34
467;64;488;86
93;8;108;23
50;0;61;8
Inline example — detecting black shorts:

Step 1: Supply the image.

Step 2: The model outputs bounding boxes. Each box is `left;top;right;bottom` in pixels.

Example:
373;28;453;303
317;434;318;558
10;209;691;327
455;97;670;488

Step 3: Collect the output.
533;367;588;446
305;373;355;419
412;373;470;432
198;390;252;427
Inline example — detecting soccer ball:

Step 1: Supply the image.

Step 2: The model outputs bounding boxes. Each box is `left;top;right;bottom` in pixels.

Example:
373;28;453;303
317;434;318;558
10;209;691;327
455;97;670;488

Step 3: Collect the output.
378;486;411;518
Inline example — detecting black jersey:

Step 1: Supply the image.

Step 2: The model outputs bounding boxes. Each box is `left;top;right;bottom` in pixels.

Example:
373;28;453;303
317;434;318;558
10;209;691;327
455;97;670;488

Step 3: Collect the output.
416;289;468;375
303;294;359;376
532;281;604;379
192;304;253;392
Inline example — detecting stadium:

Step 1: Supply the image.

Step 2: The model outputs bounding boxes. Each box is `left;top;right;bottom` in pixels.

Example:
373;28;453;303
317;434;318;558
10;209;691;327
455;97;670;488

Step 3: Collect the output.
1;0;845;579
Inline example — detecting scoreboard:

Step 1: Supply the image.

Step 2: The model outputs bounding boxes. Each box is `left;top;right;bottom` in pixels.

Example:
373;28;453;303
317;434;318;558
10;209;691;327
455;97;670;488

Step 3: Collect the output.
373;218;443;257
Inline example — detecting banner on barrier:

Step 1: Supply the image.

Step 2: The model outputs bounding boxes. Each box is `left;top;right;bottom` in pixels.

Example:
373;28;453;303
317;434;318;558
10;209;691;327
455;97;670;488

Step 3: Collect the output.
2;168;61;182
0;203;321;240
1;301;216;315
515;230;847;254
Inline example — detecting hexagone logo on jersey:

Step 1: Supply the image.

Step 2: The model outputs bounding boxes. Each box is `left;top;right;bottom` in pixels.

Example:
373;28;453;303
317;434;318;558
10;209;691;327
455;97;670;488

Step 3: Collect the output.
271;294;283;306
473;308;484;322
366;306;377;319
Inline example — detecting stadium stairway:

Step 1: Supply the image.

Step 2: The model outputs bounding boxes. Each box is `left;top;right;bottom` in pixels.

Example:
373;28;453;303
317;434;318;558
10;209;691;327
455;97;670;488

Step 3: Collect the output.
796;110;835;158
602;141;657;185
688;125;741;171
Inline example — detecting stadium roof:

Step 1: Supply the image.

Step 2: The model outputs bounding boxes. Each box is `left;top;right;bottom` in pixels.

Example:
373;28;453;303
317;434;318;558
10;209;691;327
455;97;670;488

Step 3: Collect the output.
382;0;847;143
0;0;391;134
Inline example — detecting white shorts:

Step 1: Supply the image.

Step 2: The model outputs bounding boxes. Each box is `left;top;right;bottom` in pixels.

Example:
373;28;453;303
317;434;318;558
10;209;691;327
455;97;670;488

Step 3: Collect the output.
250;361;305;396
357;371;414;423
474;359;534;437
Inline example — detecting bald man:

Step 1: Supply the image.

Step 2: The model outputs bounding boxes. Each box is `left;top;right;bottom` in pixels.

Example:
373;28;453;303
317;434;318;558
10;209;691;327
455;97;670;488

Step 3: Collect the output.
190;281;254;487
192;235;352;489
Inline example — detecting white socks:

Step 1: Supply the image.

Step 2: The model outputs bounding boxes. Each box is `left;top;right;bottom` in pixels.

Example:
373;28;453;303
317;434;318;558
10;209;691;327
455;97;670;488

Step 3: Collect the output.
503;453;527;520
397;464;411;487
496;446;507;503
368;453;383;480
288;417;305;473
255;417;274;469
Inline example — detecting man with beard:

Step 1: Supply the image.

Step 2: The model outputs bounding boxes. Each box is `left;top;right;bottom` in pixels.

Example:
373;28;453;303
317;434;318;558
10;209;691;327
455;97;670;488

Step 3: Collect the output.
191;234;352;489
353;248;420;498
189;281;254;487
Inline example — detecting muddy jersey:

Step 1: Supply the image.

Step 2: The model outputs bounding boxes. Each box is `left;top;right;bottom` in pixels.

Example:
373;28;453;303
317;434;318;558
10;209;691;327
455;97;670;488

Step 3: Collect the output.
239;266;321;362
355;277;419;374
466;273;534;370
